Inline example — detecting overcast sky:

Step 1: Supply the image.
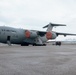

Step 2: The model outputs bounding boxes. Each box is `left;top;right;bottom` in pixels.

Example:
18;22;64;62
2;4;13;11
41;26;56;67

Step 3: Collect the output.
0;0;76;40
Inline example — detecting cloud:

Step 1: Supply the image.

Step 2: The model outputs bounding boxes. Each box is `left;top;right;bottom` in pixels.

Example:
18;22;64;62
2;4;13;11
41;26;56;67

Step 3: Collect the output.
0;0;76;40
0;0;76;41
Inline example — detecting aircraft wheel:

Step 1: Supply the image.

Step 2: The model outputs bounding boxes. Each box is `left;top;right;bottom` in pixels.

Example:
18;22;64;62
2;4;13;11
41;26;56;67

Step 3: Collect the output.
21;44;29;46
32;44;36;46
43;44;46;46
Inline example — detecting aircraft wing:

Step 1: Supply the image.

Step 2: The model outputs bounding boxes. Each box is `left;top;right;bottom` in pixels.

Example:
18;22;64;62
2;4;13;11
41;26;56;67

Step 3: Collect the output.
38;31;76;37
56;32;76;37
38;31;46;36
28;30;46;36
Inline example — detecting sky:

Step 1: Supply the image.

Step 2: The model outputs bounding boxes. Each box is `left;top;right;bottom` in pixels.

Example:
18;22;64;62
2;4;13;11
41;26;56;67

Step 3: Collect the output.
0;0;76;40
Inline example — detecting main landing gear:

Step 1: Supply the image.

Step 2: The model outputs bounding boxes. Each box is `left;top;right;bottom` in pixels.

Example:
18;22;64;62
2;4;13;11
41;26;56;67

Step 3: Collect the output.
33;44;46;46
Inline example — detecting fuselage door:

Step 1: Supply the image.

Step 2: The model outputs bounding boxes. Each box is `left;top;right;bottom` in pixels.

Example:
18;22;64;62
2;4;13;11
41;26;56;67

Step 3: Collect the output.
7;36;11;41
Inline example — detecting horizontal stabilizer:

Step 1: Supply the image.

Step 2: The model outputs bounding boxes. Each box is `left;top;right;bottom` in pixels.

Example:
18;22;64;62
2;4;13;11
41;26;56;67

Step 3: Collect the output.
43;23;66;28
43;22;66;31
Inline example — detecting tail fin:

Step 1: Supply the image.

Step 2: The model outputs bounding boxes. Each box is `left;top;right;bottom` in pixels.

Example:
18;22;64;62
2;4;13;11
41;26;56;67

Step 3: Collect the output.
43;23;66;31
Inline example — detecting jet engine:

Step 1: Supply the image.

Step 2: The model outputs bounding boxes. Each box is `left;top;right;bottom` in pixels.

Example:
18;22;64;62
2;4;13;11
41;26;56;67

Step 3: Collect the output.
40;32;57;43
25;30;38;38
46;32;57;39
51;32;57;39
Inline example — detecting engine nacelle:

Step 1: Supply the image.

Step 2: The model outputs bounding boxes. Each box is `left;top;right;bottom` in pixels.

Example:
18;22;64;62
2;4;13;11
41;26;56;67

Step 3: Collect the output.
46;32;57;40
25;30;38;38
51;32;57;39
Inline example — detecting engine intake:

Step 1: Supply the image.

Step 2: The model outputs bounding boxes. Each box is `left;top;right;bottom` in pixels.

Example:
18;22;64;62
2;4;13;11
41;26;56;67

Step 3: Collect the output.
46;32;57;39
46;32;52;39
25;30;38;38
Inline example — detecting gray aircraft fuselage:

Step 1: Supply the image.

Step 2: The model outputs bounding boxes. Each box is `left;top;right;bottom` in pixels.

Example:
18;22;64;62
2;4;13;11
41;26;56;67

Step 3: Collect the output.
0;26;41;46
0;23;76;46
0;26;25;44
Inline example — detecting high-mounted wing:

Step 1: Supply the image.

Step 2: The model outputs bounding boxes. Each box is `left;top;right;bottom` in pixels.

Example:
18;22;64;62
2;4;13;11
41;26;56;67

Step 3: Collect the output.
37;30;76;40
38;30;76;37
38;31;46;36
56;32;76;37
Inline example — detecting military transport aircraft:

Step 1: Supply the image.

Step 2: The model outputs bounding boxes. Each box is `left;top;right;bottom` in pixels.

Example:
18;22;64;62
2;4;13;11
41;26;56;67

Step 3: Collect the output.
0;23;76;46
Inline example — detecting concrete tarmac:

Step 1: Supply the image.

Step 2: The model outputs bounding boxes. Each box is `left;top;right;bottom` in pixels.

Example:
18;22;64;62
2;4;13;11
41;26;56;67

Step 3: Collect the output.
0;45;76;75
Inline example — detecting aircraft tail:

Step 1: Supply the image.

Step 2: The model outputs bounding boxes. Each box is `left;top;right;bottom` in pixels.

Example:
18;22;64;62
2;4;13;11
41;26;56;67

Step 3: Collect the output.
43;23;66;31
